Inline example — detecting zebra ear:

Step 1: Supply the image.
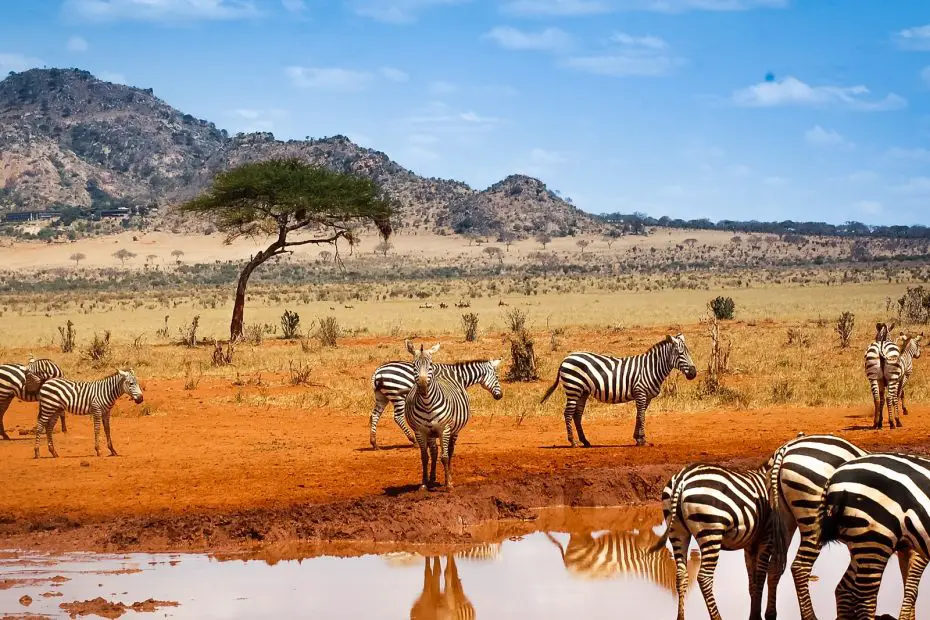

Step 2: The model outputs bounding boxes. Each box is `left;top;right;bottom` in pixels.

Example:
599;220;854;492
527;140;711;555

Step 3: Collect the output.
429;343;441;354
490;359;501;369
406;340;416;355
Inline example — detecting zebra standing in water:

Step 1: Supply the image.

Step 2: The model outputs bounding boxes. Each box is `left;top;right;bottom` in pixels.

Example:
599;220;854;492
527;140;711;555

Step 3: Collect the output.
369;345;502;449
650;462;788;620
816;452;930;620
894;332;922;417
404;343;471;490
0;357;63;440
540;334;697;447
864;321;903;429
766;433;869;620
34;369;144;458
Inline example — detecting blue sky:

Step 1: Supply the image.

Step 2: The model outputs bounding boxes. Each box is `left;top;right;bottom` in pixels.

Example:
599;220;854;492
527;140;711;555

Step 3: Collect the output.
1;0;928;225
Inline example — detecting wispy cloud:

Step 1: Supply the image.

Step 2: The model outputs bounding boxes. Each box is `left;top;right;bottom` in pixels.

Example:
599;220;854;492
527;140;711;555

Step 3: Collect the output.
429;81;458;95
281;0;306;11
893;24;930;51
227;108;287;133
403;101;501;140
484;26;572;52
62;0;260;22
883;146;930;162
99;70;128;84
922;66;930;87
66;35;89;52
844;170;880;183
0;53;44;74
348;0;468;24
500;0;784;16
530;148;568;164
561;33;684;77
286;66;373;92
763;176;789;186
380;67;409;82
853;200;883;215
893;177;930;196
804;125;853;149
731;76;907;111
500;0;611;17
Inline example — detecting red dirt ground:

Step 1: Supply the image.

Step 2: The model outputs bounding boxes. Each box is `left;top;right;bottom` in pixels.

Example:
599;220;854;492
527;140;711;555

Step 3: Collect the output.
1;378;928;553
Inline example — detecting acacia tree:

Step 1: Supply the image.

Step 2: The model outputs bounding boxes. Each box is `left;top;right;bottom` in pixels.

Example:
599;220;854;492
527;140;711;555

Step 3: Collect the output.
181;158;392;341
113;248;136;265
70;252;86;266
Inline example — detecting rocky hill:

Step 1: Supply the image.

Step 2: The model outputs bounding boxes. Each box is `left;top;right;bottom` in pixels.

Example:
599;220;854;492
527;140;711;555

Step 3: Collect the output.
0;68;603;238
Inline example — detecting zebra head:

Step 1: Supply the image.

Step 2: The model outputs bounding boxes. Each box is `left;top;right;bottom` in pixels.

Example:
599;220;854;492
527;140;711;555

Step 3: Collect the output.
117;369;144;404
668;334;697;380
900;333;922;359
481;359;504;400
412;344;441;394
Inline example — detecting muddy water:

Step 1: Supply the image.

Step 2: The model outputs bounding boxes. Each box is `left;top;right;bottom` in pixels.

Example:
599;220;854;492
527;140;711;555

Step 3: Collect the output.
1;507;927;619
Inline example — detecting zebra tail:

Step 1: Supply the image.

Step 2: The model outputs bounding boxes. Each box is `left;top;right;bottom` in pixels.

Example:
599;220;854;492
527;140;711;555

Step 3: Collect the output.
539;373;560;405
648;474;687;554
766;444;791;575
816;486;847;547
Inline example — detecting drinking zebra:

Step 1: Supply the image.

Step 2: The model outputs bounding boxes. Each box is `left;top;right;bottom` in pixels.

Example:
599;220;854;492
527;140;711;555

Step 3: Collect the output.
894;333;922;418
0;357;63;440
767;433;869;620
369;347;502;449
864;322;903;429
650;462;788;620
34;369;144;459
816;452;930;620
404;343;471;490
540;334;697;447
409;555;475;620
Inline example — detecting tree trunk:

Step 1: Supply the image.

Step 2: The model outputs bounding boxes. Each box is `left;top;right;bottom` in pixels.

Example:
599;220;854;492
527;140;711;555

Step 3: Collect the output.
230;244;281;342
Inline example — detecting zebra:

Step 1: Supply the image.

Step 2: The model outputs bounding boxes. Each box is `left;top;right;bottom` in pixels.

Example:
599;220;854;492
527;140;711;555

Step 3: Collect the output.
369;345;502;449
864;321;903;429
766;433;869;620
0;356;63;440
455;543;501;562
816;452;930;620
650;462;788;620
545;528;700;592
894;332;922;418
540;334;697;448
404;343;471;490
409;555;475;620
34;369;144;459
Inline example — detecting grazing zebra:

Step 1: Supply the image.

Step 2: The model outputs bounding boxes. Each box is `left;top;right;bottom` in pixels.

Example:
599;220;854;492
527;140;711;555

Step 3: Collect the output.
766;433;869;620
816;452;930;620
894;333;922;417
650;462;788;620
0;357;63;440
545;529;700;592
540;334;697;447
409;555;475;620
864;322;903;429
369;347;502;449
404;343;471;490
34;369;144;459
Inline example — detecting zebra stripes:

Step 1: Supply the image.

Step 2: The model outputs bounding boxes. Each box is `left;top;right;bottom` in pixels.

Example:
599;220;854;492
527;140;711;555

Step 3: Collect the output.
540;334;697;447
651;462;787;620
816;452;930;620
34;369;144;458
369;354;502;449
895;333;922;417
409;555;476;620
0;357;63;440
766;433;869;620
864;322;904;429
405;343;471;490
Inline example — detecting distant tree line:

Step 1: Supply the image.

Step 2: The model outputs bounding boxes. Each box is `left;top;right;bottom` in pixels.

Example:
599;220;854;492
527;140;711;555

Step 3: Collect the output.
596;212;930;239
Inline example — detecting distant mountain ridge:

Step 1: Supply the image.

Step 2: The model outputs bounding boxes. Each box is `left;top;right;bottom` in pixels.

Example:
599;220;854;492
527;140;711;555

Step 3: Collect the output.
0;68;602;238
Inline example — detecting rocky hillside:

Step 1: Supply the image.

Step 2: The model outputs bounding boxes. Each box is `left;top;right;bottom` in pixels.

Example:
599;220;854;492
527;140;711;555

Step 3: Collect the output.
0;68;603;238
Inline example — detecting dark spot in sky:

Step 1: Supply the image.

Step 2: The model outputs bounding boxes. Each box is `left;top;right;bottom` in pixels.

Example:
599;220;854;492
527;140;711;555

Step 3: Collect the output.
764;72;776;82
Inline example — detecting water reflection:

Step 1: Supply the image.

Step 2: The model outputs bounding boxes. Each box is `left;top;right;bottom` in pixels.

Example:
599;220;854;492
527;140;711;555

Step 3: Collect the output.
409;556;475;620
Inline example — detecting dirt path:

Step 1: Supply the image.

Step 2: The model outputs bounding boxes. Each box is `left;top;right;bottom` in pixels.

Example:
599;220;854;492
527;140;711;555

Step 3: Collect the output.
2;379;928;553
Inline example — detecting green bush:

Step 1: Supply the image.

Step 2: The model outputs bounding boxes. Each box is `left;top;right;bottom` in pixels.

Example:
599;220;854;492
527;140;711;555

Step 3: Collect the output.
710;296;735;320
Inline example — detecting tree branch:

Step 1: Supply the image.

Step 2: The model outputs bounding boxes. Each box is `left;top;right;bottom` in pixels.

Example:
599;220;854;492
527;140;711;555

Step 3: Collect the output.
282;231;350;248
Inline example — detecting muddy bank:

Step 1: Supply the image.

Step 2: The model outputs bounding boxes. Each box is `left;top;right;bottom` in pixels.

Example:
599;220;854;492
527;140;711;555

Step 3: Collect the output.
0;460;717;554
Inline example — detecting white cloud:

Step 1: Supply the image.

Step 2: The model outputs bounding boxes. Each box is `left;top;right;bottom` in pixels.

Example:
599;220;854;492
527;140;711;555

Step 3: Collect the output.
727;164;752;177
893;177;930;196
894;24;930;51
347;133;373;147
281;0;305;11
853;200;883;215
227;108;287;133
530;148;568;164
484;26;572;52
0;53;43;74
845;170;880;183
66;35;89;52
408;133;439;144
763;176;789;186
732;76;907;111
500;0;784;15
460;111;498;123
804;125;853;149
429;81;458;95
286;66;373;92
348;0;468;24
883;147;930;162
63;0;260;22
99;70;128;84
379;67;409;82
561;31;683;77
922;66;930;86
402;101;500;140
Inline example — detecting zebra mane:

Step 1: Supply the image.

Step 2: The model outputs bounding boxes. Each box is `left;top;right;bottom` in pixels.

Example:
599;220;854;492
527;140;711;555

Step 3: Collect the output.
647;337;676;355
442;359;494;366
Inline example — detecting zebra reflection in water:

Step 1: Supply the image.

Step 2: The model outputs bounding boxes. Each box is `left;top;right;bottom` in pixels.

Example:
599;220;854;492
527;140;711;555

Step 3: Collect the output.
409;555;476;620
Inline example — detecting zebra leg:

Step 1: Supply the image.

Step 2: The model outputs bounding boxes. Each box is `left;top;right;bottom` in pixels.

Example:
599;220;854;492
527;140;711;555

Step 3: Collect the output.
670;528;693;620
745;542;768;620
869;379;882;429
898;544;928;620
632;393;651;447
102;410;117;456
563;398;578;447
887;380;901;428
60;411;67;433
0;395;11;440
900;383;909;416
92;406;103;457
368;390;388;449
33;416;47;458
428;438;439;487
571;393;591;448
695;539;724;620
416;432;430;490
836;547;890;620
392;400;417;445
792;527;824;620
441;428;454;490
765;516;796;620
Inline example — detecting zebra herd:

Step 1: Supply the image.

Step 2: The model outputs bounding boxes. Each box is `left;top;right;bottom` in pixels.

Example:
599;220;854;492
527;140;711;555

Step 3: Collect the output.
0;356;144;458
865;322;923;429
652;432;930;620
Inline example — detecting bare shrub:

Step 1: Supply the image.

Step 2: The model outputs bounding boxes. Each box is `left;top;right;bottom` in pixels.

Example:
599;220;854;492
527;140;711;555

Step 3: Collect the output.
156;315;170;339
280;310;301;339
288;360;312;385
183;362;202;390
896;286;930;324
461;313;479;342
211;339;233;367
82;331;111;364
504;309;537;382
58;320;76;353
786;328;810;346
315;316;340;347
178;315;200;348
835;311;855;348
771;380;793;404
